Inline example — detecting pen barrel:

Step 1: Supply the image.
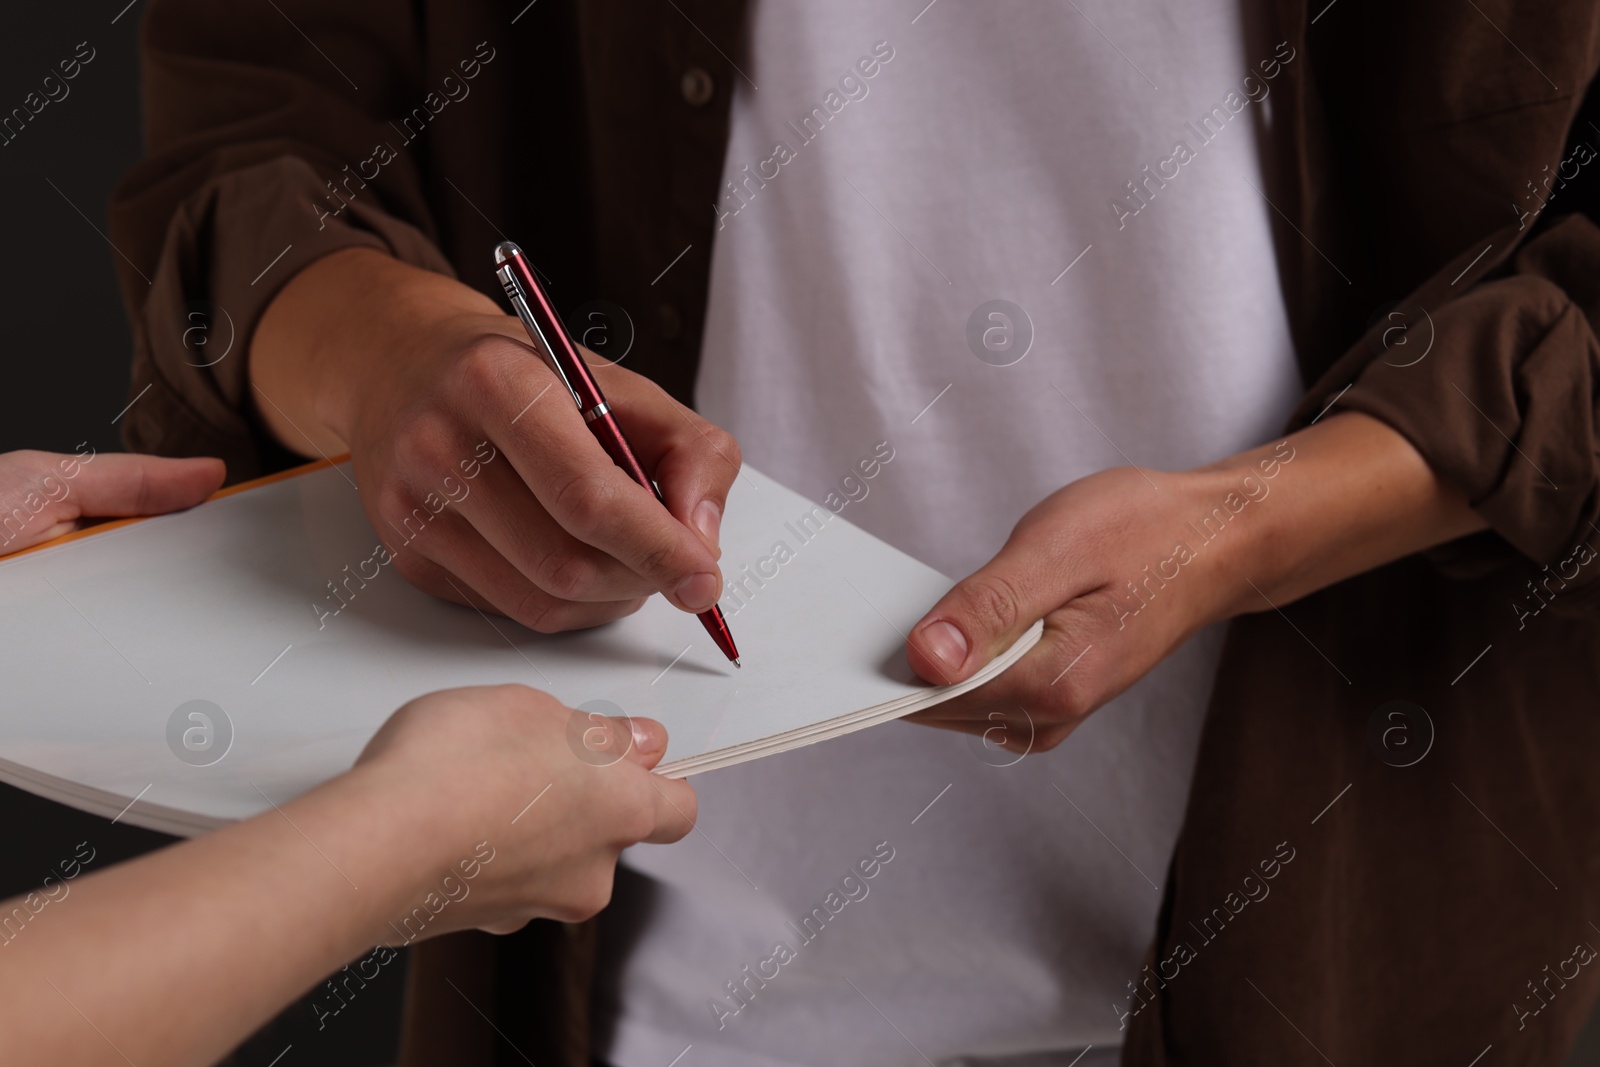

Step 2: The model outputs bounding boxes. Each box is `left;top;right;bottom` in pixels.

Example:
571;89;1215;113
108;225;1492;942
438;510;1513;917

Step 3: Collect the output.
594;404;735;658
496;239;738;664
698;604;740;662
590;410;656;494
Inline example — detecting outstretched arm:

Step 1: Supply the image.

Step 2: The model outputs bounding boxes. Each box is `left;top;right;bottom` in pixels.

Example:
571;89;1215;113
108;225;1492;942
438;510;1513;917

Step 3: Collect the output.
0;448;695;1066
0;685;692;1067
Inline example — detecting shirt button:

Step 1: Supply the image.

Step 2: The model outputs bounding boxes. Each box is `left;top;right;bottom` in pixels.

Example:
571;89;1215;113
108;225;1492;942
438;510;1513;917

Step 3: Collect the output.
656;302;683;340
680;67;716;106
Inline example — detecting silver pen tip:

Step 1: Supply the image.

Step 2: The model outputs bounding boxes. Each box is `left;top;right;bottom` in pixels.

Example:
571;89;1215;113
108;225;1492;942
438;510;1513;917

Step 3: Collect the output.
734;659;742;669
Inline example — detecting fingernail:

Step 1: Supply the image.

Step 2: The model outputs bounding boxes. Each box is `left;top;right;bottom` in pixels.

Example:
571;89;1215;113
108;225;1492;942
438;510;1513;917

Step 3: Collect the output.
674;571;720;612
630;718;663;754
692;499;722;547
919;620;969;673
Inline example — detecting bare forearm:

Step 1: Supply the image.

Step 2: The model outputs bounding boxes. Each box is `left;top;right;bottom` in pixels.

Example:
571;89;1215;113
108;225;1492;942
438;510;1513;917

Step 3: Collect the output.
249;248;505;456
1208;411;1488;617
905;412;1493;744
0;765;441;1066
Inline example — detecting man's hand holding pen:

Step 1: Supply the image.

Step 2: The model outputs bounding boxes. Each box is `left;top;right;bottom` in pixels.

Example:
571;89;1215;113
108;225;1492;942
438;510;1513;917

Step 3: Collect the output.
251;247;741;636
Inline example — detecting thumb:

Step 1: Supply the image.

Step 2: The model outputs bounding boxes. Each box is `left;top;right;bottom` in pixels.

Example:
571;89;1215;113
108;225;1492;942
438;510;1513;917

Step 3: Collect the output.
907;543;1063;686
623;717;669;770
67;454;226;517
0;451;226;554
619;717;698;843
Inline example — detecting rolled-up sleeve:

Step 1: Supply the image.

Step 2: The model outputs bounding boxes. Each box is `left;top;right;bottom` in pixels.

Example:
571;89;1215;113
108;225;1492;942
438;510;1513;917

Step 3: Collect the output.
1301;214;1600;578
109;0;457;482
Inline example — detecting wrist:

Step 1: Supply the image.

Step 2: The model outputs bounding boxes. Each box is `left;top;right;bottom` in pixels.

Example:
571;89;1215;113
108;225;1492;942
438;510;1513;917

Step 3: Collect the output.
1153;466;1254;629
315;254;503;448
1169;438;1306;624
251;248;502;454
1188;413;1486;620
250;248;369;455
289;760;467;947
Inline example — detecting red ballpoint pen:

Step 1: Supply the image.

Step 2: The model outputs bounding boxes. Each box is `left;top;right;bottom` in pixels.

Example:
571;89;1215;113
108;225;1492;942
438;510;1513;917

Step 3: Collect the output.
493;240;741;667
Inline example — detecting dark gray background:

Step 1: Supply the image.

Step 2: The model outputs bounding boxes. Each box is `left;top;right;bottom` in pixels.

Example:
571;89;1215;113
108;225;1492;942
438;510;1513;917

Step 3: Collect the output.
0;4;140;455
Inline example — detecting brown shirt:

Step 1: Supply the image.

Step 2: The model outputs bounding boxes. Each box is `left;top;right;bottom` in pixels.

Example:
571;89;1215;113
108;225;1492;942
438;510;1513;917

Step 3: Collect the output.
111;1;1600;1064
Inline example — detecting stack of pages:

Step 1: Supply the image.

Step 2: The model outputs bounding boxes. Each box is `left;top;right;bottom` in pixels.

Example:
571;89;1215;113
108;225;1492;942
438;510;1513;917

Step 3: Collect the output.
0;461;1037;837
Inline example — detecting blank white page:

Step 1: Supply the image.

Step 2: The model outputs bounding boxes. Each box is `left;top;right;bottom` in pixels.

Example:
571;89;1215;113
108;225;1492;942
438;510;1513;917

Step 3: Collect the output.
0;463;1035;836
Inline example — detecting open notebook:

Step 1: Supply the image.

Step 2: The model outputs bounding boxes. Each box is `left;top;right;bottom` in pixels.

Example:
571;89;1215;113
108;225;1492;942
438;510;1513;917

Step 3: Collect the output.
0;460;1038;837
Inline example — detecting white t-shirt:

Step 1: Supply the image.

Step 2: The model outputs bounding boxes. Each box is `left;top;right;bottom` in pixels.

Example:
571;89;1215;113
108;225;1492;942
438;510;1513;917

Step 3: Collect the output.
597;2;1302;1064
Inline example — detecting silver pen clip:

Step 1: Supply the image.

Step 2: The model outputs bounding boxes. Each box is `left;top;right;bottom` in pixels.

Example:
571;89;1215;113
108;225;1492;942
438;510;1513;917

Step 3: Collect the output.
494;258;583;411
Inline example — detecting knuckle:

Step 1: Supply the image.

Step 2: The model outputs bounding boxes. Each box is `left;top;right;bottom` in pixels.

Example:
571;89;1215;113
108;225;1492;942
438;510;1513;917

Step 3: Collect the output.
372;481;415;525
391;411;456;476
637;537;683;582
378;494;436;550
552;472;620;539
130;462;153;515
961;572;1023;637
568;868;617;922
458;336;516;398
701;424;742;470
1044;679;1091;728
535;550;598;601
1033;725;1073;752
513;586;566;633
